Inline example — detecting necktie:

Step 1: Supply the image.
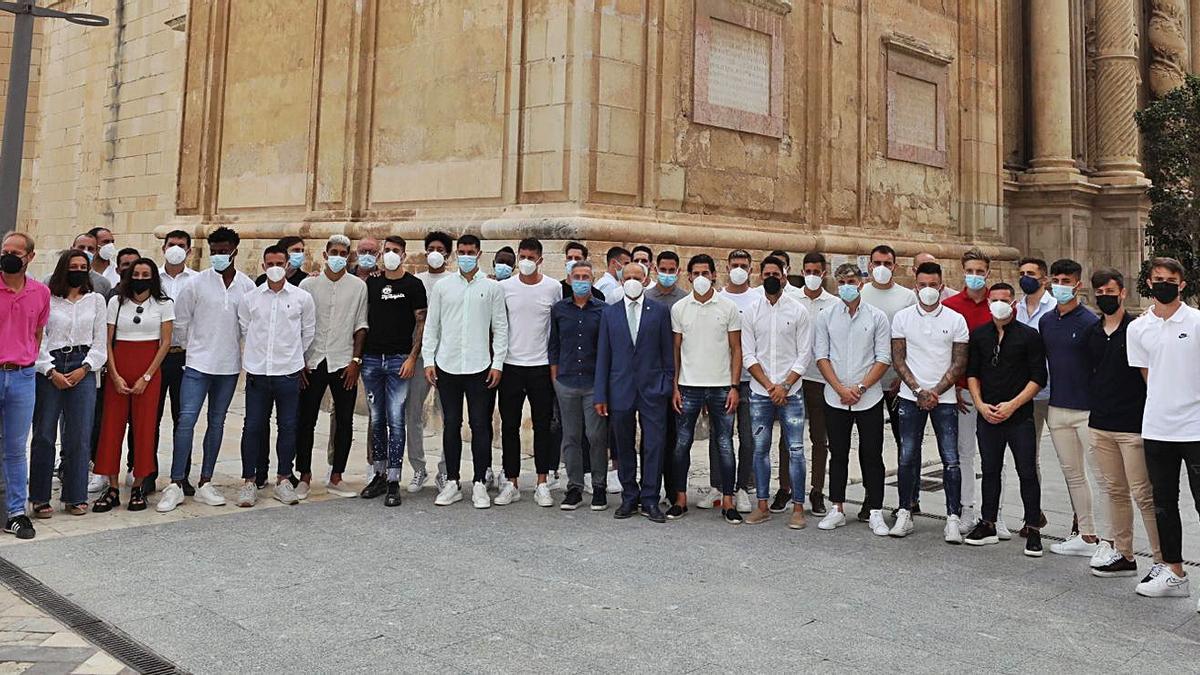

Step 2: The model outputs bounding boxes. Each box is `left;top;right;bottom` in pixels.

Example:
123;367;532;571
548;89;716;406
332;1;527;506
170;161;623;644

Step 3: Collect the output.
628;300;640;344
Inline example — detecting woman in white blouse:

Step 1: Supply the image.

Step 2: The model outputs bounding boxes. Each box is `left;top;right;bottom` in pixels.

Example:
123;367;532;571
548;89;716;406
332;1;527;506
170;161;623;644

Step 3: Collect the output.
92;258;174;512
29;251;108;516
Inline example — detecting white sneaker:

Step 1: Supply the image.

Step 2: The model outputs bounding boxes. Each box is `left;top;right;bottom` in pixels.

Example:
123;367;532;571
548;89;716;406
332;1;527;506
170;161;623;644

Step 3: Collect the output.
236;482;257;507
434;481;462;506
583;474;594;495
545;472;561;491
435;472;448;492
995;519;1012;541
817;509;847;531
889;509;914;537
868;509;890;536
534;483;553;507
407;469;428;493
606;469;621;494
945;515;964;544
87;473;108;494
1090;540;1119;569
295;481;311;501
156;484;185;513
958;507;976;535
471;481;491;509
325;480;358;498
694;486;716;510
1135;568;1191;598
1051;533;1097;557
495;482;520;505
484;467;498;490
735;489;752;514
194;483;226;506
273;481;299;505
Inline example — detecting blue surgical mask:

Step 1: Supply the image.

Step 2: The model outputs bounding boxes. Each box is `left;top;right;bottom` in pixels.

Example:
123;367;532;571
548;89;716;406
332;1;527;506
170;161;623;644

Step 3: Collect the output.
288;251;305;269
838;284;860;303
616;267;624;282
964;274;987;291
565;260;577;276
357;254;377;270
658;273;677;288
571;280;592;297
458;255;478;274
1051;283;1076;305
326;256;348;273
83;250;94;264
494;263;513;280
210;254;232;272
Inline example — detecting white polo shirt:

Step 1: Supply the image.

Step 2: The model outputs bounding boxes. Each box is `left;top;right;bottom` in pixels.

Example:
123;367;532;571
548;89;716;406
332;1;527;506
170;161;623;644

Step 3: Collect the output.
1126;304;1200;442
671;292;741;387
890;303;969;404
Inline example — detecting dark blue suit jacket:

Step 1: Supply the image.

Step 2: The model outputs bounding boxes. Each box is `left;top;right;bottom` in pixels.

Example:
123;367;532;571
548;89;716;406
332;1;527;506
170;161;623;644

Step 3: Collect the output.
594;297;674;410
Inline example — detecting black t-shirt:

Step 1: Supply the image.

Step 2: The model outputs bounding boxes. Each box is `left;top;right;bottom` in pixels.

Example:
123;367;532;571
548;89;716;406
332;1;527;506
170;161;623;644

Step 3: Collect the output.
1086;314;1145;433
364;273;427;355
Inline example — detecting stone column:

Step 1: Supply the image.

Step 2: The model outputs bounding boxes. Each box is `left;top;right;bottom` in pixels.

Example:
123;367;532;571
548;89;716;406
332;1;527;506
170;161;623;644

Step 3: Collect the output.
1026;0;1080;174
1092;0;1146;183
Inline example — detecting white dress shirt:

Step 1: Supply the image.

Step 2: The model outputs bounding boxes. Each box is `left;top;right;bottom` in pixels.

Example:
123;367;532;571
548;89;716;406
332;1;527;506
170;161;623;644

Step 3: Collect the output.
422;272;509;375
1016;290;1057;401
100;264;119;286
795;288;841;382
300;272;370;372
238;282;316;376
814;300;893;411
595;272;621;305
740;293;812;397
174;268;257;376
36;292;108;376
160;265;198;347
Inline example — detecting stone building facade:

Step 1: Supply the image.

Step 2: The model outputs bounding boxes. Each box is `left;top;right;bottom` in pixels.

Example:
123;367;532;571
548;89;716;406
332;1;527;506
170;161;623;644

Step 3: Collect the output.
4;1;1200;282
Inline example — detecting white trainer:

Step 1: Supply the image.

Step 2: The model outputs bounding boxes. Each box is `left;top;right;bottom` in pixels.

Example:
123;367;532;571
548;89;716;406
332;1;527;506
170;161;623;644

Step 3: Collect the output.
1135;568;1191;598
194;483;226;506
889;509;914;537
484;467;498;490
735;489;752;513
435;472;448;492
958;507;976;535
295;481;311;501
606;469;622;494
495;482;520;505
325;480;358;498
868;509;890;537
545;472;561;491
583;474;594;495
156;484;184;513
407;469;428;493
817;509;847;531
534;483;553;507
236;482;257;508
945;515;964;544
1090;540;1120;569
434;481;462;506
273;481;300;505
1050;533;1097;557
694;486;716;510
995;519;1012;541
471;481;491;509
87;473;108;494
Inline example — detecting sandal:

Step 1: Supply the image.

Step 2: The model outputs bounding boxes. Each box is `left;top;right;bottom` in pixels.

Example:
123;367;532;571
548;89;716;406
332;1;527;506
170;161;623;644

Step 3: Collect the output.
127;487;147;512
66;503;88;516
92;487;120;513
31;503;53;519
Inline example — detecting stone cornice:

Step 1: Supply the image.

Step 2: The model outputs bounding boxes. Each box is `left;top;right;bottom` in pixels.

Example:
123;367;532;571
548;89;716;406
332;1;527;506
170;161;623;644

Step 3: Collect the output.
882;32;954;65
742;0;793;15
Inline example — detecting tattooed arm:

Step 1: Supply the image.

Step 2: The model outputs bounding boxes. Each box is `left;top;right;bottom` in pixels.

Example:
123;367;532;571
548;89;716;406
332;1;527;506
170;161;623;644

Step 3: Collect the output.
891;338;923;394
932;342;969;396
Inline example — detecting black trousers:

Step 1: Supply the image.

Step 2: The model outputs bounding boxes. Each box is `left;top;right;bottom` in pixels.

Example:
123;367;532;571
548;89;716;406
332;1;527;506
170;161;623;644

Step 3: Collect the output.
825;400;885;509
295;360;358;476
1143;439;1200;565
640;401;677;497
499;364;555;477
437;368;495;483
976;414;1040;527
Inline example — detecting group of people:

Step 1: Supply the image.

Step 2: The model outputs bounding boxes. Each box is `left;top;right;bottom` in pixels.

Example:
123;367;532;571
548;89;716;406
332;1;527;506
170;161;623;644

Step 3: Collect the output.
0;227;1197;612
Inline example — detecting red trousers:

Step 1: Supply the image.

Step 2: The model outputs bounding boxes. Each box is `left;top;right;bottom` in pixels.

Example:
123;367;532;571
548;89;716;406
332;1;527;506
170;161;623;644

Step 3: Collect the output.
95;341;162;479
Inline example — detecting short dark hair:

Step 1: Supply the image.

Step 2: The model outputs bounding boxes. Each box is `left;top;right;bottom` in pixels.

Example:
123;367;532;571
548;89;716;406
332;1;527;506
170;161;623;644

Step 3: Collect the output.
761;256;786;274
1049;258;1083;280
164;229;192;247
915;262;942;278
688;253;716;274
564;241;588;258
276;236;304;250
457;234;482;251
656;250;679;265
47;250;93;298
87;227;111;239
383;235;406;249
517;238;543;256
802;252;826;267
263;245;287;260
869;245;896;262
1149;256;1185;278
1018;257;1048;274
424;231;453;251
497;245;515;255
116;247;140;262
770;250;790;266
208;226;240;248
1090;267;1124;290
989;282;1015;296
728;249;751;263
632;245;653;259
606;246;631;263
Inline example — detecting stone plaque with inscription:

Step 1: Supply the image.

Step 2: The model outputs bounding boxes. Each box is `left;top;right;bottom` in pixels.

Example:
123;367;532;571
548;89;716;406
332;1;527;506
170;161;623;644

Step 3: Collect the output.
693;0;789;138
884;34;952;168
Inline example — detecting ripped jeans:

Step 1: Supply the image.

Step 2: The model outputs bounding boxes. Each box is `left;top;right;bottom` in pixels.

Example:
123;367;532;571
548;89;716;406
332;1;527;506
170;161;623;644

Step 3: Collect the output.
749;392;807;504
896;398;962;517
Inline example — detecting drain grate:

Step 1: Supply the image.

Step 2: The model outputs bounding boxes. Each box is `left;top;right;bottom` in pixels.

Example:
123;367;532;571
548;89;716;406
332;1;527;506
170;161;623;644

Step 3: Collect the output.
0;556;187;674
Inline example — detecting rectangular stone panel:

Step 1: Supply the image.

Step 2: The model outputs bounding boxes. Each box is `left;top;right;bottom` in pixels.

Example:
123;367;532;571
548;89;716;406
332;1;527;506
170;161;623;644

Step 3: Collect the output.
691;0;786;138
706;19;770;116
884;34;950;168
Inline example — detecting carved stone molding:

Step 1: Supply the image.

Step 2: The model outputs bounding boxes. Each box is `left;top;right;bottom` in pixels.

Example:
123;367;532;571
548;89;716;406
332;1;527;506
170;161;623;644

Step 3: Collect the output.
1091;0;1143;179
1147;0;1187;97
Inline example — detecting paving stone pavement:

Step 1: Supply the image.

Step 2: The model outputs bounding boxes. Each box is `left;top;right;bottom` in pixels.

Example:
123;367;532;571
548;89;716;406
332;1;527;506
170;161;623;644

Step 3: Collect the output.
0;588;130;674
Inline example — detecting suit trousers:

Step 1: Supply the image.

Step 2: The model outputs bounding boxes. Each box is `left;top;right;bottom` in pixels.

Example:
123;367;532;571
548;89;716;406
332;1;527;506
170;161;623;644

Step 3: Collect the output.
610;396;667;507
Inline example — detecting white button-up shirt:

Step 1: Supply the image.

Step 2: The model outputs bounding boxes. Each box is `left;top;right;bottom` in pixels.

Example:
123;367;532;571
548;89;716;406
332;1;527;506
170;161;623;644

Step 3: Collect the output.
814;300;892;411
595;272;621;305
299;272;369;372
1016;290;1056;401
35;292;108;376
159;266;198;301
238;282;316;376
422;272;509;374
795;288;841;382
740;293;812;397
174;268;256;376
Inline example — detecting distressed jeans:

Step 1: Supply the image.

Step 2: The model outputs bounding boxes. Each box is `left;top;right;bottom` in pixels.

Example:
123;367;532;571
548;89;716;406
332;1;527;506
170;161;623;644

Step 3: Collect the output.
748;392;806;504
675;386;736;496
897;398;962;517
171;368;239;482
361;354;411;481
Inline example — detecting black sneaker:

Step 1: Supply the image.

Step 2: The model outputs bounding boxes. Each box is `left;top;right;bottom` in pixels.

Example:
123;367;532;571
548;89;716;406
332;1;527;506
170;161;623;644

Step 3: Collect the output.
965;521;999;546
1024;530;1044;557
4;515;34;540
360;473;388;499
723;508;743;525
1091;556;1138;578
641;503;666;523
768;489;792;513
857;504;872;522
614;502;637;519
560;487;583;511
1018;511;1049;538
591;491;608;512
384;481;402;507
666;504;688;520
181;479;196;497
808;491;827;516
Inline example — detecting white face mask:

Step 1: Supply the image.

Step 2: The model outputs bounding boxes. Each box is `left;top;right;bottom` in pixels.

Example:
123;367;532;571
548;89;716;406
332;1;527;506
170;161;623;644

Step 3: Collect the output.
164;246;187;266
871;265;893;284
692;275;713;296
265;266;287;283
517;259;537;277
382;251;403;271
426;251;445;269
804;275;823;291
729;267;749;286
917;286;941;306
623;278;644;300
99;242;116;262
989;300;1013;321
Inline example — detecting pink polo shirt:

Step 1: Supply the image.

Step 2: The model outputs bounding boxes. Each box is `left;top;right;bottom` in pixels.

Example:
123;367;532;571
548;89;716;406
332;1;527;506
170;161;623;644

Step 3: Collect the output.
0;277;50;366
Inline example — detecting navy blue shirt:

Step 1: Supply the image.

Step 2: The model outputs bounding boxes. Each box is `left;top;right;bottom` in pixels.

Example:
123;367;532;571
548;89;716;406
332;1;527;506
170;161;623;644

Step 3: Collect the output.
548;295;605;389
1038;304;1099;411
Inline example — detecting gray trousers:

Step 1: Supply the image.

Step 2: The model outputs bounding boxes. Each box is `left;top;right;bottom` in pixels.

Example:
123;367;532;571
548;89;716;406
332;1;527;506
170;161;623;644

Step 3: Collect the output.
407;356;446;476
554;380;608;492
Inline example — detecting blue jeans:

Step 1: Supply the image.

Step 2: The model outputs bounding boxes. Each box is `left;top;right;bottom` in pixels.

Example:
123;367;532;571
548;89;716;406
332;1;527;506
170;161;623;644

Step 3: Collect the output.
171;368;239;482
897;398;962;516
240;373;301;480
0;367;35;517
749;392;807;503
30;351;96;505
361;354;411;480
674;386;736;496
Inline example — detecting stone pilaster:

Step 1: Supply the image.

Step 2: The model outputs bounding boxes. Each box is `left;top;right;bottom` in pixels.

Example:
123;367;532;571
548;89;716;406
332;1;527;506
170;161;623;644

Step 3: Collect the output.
1091;0;1146;184
1148;0;1188;96
1025;0;1081;177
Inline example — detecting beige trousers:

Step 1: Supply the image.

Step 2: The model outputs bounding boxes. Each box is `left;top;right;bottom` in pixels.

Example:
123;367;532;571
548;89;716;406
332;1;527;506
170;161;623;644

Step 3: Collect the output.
1047;406;1108;537
1090;429;1162;560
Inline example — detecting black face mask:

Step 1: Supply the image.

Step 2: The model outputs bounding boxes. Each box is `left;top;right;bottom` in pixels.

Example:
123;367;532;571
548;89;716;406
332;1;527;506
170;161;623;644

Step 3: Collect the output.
130;278;152;295
66;271;89;288
0;253;23;274
1151;281;1180;305
1095;295;1121;316
762;276;782;295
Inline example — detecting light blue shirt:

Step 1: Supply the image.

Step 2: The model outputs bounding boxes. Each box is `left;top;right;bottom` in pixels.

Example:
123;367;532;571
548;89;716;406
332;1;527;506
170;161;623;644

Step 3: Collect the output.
814;301;892;411
1016;290;1056;401
422;272;509;375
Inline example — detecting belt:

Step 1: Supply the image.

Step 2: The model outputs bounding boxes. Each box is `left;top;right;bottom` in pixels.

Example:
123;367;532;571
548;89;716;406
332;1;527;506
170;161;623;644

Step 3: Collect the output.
168;346;186;354
0;363;32;371
51;345;90;355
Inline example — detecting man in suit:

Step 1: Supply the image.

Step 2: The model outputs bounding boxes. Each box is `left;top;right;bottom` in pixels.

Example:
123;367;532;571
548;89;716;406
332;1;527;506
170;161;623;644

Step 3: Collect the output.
594;261;674;522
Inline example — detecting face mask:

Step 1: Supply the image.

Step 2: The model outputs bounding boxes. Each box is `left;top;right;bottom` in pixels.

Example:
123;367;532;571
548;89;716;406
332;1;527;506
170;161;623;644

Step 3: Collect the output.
565;260;577;276
130;278;152;295
623;278;644;299
658;273;677;288
692;275;712;296
210;254;232;272
1050;284;1076;305
917;286;941;306
99;243;116;262
458;255;478;274
164;246;187;266
804;275;823;291
288;251;305;269
265;266;287;283
494;263;513;280
1151;281;1180;305
615;267;624;282
1018;275;1041;295
517;259;537;277
82;250;94;264
729;267;749;286
357;254;377;270
838;284;860;303
66;270;89;288
571;280;592;297
426;251;445;269
964;273;987;291
989;300;1013;321
762;276;782;295
382;251;403;271
326;256;348;274
0;253;23;275
1095;295;1121;315
871;265;893;285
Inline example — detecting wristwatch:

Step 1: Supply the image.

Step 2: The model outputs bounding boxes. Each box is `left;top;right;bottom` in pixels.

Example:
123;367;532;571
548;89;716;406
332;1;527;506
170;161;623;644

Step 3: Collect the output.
913;387;926;397
142;373;152;382
351;357;363;365
855;383;867;394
